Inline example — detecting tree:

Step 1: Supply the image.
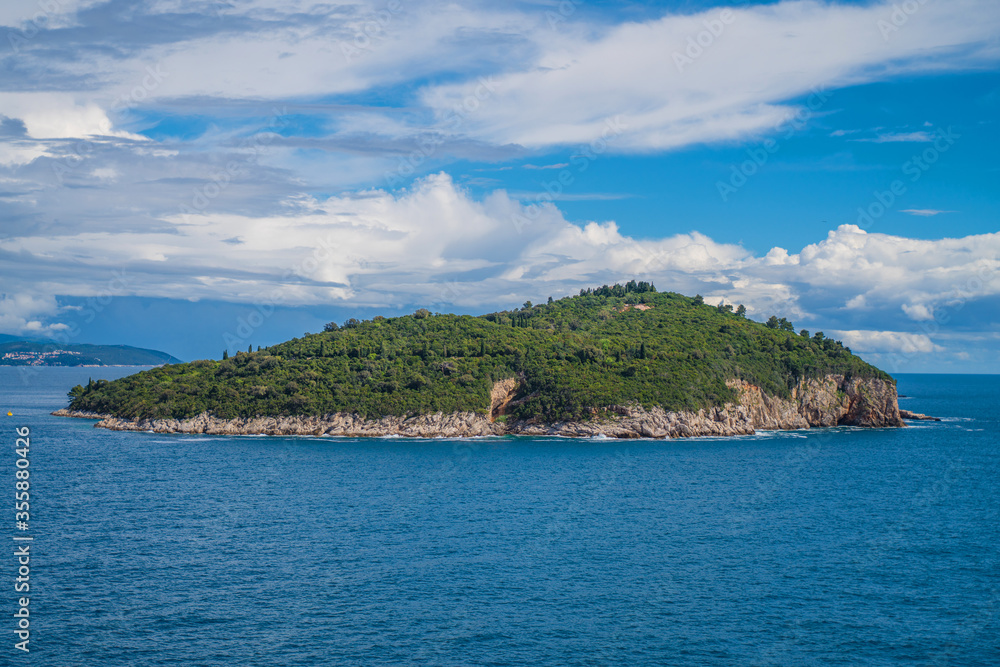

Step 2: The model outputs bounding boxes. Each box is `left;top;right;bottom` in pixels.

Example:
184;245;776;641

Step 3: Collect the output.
222;350;229;360
735;304;746;317
799;329;810;338
523;301;533;310
813;332;826;341
693;295;704;305
248;345;253;353
639;341;647;360
323;322;339;332
766;316;794;332
548;296;554;304
343;318;361;328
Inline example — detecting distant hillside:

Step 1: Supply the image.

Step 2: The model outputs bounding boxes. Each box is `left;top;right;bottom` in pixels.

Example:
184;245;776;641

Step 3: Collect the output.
65;283;890;423
0;340;181;367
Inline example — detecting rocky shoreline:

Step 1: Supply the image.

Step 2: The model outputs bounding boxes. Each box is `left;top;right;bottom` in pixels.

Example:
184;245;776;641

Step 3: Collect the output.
53;374;904;439
899;409;941;421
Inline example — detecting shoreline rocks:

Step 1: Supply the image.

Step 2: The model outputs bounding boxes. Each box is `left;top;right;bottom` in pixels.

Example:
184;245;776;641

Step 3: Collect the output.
53;374;904;439
899;409;941;421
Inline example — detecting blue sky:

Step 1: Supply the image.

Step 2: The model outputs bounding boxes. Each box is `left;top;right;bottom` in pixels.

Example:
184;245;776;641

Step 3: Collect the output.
0;0;998;372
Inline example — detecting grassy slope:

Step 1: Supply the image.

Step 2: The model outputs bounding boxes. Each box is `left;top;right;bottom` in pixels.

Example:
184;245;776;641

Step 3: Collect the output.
66;289;890;421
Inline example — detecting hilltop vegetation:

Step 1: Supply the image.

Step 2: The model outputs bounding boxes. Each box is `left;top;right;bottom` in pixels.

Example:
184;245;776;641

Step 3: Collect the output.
67;283;890;422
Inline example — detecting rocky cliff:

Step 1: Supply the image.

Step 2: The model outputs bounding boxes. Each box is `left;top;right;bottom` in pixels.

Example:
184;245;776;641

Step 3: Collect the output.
54;374;903;439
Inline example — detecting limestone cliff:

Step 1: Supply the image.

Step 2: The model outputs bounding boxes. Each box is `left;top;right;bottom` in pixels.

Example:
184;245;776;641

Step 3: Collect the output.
53;373;902;439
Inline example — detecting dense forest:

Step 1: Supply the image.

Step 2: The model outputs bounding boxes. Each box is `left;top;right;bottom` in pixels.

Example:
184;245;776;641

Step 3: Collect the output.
67;283;890;422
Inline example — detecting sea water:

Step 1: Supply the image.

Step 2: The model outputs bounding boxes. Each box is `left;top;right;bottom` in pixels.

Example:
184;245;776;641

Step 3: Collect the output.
2;367;997;665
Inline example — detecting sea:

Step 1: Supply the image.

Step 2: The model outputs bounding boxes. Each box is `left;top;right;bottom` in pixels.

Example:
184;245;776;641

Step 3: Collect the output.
1;367;997;666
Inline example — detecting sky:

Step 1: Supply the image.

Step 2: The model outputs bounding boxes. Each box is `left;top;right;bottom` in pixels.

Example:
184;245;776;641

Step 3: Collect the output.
0;0;998;372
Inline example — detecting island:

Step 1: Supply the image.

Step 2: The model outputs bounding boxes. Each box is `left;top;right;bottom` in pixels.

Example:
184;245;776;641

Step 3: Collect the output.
1;338;181;367
54;283;904;438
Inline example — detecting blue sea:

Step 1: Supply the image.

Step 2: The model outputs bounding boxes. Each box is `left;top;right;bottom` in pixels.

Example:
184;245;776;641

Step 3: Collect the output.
2;367;998;665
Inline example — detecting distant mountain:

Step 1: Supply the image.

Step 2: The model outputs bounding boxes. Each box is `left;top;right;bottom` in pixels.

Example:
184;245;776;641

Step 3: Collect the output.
0;339;181;366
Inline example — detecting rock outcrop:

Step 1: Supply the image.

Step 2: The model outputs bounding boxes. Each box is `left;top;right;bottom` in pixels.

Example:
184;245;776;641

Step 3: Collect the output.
899;409;941;421
53;374;903;439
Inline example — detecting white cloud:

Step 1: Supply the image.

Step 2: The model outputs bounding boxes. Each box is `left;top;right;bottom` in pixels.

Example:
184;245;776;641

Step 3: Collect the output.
2;174;998;352
828;330;943;354
777;225;1000;313
901;209;956;216
98;3;534;103
0;0;103;29
523;163;570;170
3;0;997;152
901;303;934;321
0;94;143;140
420;0;1000;150
0;141;48;167
0;294;69;336
853;131;935;143
0;173;748;309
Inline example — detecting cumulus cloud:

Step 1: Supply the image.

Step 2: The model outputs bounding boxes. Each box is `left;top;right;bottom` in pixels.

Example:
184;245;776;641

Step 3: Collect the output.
784;225;999;310
901;303;934;321
2;175;998;359
0;173;750;309
0;294;70;336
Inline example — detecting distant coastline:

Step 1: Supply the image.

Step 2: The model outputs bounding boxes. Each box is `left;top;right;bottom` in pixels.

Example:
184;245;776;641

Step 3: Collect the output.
0;340;180;367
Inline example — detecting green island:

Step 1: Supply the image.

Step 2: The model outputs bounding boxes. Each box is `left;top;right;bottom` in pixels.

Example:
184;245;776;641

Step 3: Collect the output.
1;339;181;367
64;283;895;433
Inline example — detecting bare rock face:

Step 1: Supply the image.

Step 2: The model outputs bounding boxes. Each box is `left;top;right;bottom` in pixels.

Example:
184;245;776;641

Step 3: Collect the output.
489;377;520;421
733;374;903;430
840;376;905;427
54;374;903;439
